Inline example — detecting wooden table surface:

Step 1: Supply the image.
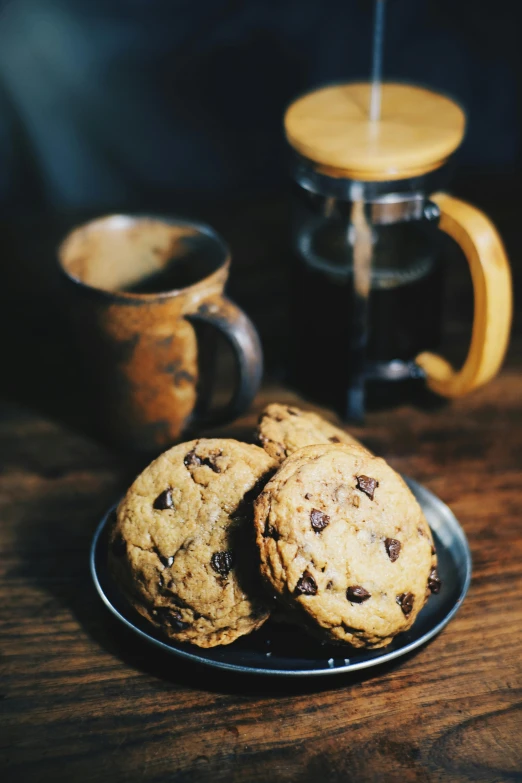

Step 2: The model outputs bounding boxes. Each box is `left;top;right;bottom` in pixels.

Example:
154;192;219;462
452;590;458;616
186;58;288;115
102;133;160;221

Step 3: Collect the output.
1;188;521;782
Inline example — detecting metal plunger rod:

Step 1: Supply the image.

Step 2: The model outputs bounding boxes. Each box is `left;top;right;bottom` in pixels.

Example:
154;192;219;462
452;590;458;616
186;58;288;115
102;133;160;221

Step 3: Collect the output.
347;0;387;421
347;197;373;422
369;0;386;122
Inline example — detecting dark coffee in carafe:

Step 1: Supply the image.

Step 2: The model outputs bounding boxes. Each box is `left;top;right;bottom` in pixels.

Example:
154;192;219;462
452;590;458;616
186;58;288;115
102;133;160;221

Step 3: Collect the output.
291;189;444;413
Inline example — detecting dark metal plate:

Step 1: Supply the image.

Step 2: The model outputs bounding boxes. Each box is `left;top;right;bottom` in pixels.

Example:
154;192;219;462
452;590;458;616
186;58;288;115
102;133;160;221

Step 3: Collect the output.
91;477;471;677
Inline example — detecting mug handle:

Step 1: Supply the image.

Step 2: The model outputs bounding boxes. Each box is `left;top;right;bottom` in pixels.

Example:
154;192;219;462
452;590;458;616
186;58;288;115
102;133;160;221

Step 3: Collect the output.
187;294;263;426
415;192;512;398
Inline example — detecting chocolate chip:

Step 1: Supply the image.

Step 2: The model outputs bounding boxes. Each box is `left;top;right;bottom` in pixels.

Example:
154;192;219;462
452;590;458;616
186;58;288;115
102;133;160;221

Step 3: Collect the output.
355;475;379;500
170;609;190;631
418;526;427;538
153;488;174;510
346;586;371;603
329;436;341;443
305;493;312;500
264;523;281;541
310;508;330;532
184;449;201;468
152;607;189;631
431;543;436;555
295;572;317;596
211;550;234;578
184;449;221;472
396;592;414;616
201;456;221;473
111;535;126;557
428;567;442;594
326;580;333;590
384;538;401;562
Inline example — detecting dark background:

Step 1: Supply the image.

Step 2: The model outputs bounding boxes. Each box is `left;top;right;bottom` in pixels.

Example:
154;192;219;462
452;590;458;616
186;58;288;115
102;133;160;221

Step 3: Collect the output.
0;0;520;210
0;0;520;432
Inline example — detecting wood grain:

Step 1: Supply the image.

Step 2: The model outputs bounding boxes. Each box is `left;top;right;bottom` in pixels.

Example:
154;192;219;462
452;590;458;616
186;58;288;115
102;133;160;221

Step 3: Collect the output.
417;192;513;398
284;83;465;181
1;192;522;783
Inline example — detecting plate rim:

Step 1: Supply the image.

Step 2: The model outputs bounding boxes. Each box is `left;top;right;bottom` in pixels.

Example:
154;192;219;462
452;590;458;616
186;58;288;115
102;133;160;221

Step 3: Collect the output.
90;476;472;677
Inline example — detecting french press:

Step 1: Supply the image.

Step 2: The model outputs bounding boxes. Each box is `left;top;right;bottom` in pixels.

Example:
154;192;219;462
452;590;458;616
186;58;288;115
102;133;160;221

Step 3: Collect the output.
285;83;512;419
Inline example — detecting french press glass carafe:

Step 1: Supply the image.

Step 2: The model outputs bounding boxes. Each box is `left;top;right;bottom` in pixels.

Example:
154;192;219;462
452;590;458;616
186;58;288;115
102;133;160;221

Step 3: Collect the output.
285;83;512;420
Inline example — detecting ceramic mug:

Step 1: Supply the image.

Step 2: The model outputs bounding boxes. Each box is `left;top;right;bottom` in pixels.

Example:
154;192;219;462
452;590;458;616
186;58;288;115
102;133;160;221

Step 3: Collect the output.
58;214;262;451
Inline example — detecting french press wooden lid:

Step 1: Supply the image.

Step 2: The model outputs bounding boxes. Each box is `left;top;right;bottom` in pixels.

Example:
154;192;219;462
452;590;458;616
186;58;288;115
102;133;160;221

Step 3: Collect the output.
285;83;466;181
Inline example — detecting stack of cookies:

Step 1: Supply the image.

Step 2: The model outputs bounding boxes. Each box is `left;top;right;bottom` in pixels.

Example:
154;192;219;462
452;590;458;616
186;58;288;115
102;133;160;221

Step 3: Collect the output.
109;403;440;649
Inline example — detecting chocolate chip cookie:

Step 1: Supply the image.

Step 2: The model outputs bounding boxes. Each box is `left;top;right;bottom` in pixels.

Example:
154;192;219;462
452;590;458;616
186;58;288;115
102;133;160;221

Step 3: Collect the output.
254;443;438;648
256;403;364;463
109;438;277;648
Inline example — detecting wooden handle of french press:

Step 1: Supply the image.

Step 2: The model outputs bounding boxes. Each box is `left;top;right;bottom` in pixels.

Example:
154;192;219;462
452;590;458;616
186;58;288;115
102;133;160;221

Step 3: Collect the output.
416;192;512;397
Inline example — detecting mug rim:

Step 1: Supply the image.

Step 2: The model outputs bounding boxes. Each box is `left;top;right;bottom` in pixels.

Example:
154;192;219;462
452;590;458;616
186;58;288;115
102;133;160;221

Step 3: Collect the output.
57;213;231;302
